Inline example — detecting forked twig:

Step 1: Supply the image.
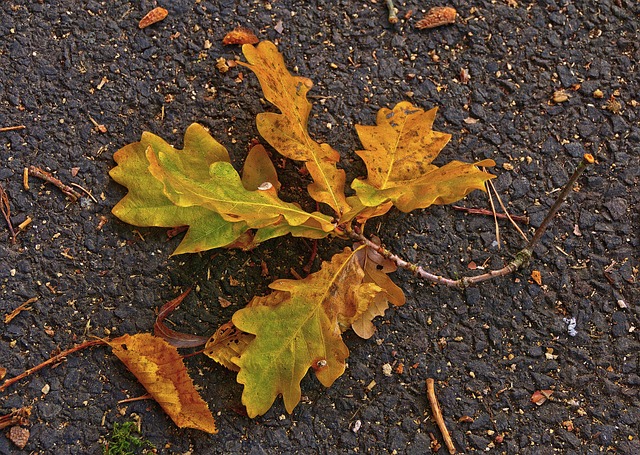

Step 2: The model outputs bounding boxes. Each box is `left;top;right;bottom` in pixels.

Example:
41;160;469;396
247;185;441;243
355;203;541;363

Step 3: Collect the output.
451;205;529;225
349;154;595;288
426;378;456;454
27;166;83;201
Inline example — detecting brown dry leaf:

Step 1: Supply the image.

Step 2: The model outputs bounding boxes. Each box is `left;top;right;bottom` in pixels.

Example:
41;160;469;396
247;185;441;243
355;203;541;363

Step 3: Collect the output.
416;6;457;29
222;27;259;45
531;270;542;285
139;7;168;29
0;367;6;381
154;289;208;348
348;245;405;339
108;333;217;433
7;426;29;449
530;389;553;406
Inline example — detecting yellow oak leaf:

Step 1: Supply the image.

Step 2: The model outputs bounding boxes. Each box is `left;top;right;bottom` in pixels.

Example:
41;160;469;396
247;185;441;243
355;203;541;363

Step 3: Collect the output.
108;333;217;434
352;101;496;212
240;41;350;216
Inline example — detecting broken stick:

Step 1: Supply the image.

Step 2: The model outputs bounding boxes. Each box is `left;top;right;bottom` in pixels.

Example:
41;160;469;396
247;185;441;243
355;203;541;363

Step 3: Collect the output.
27;166;82;201
426;378;456;454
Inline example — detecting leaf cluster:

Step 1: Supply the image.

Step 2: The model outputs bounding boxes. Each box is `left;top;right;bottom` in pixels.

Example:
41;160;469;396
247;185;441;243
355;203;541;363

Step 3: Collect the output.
108;41;495;428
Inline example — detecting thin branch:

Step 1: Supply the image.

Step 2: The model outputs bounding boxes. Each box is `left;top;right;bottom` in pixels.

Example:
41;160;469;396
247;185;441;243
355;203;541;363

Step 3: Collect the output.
451;205;529;225
27;166;83;201
0;183;17;243
0;125;25;133
349;154;595;288
426;378;456;454
0;339;107;393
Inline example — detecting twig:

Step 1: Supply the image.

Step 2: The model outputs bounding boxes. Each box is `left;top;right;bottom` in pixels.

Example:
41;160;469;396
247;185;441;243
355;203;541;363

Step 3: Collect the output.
349;154;595;288
118;393;152;404
27;166;83;201
0;183;17;243
4;297;38;324
451;206;529;224
0;339;106;393
385;0;398;23
426;378;456;454
0;125;25;133
0;407;31;430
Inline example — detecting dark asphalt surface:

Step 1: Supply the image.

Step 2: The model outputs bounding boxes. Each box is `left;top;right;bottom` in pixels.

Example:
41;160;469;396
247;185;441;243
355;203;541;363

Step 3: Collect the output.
1;1;638;454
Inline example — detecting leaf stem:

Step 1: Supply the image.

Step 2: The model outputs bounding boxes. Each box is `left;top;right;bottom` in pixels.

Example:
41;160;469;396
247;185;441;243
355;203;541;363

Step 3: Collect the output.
348;154;594;288
386;0;399;23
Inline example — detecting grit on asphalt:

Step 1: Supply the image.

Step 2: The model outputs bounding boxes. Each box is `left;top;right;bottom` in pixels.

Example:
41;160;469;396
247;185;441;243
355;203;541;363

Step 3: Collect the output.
0;1;638;454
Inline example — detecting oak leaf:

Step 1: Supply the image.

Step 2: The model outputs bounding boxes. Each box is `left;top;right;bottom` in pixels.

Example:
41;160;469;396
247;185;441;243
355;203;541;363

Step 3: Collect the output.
145;145;335;232
229;246;402;417
239;41;350;215
352;101;496;212
108;333;217;433
110;123;250;255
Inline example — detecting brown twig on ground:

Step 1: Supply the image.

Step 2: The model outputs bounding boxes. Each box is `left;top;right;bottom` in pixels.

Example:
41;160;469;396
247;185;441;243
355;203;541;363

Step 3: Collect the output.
0;407;31;430
4;297;38;324
349;154;595;288
0;183;17;243
385;0;398;23
302;239;319;274
0;125;26;133
451;205;529;225
27;166;82;201
426;378;456;454
117;393;152;404
0;339;107;393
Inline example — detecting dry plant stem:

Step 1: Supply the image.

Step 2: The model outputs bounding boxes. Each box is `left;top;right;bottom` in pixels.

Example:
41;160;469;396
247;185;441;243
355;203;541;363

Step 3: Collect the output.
386;0;398;23
350;154;594;288
0;339;106;393
0;125;26;133
485;180;501;248
27;165;82;201
487;178;529;241
451;205;529;224
0;407;31;429
426;378;456;454
0;183;17;243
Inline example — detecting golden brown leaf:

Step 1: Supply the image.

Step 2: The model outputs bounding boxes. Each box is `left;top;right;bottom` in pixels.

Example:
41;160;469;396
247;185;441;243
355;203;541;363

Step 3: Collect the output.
108;333;217;433
352;101;495;212
239;41;350;215
222;27;259;45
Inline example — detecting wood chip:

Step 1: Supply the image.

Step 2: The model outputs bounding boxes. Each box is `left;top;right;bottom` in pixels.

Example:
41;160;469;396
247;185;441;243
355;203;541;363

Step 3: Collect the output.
7;426;30;449
416;7;457;29
222;26;259;45
138;7;168;29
